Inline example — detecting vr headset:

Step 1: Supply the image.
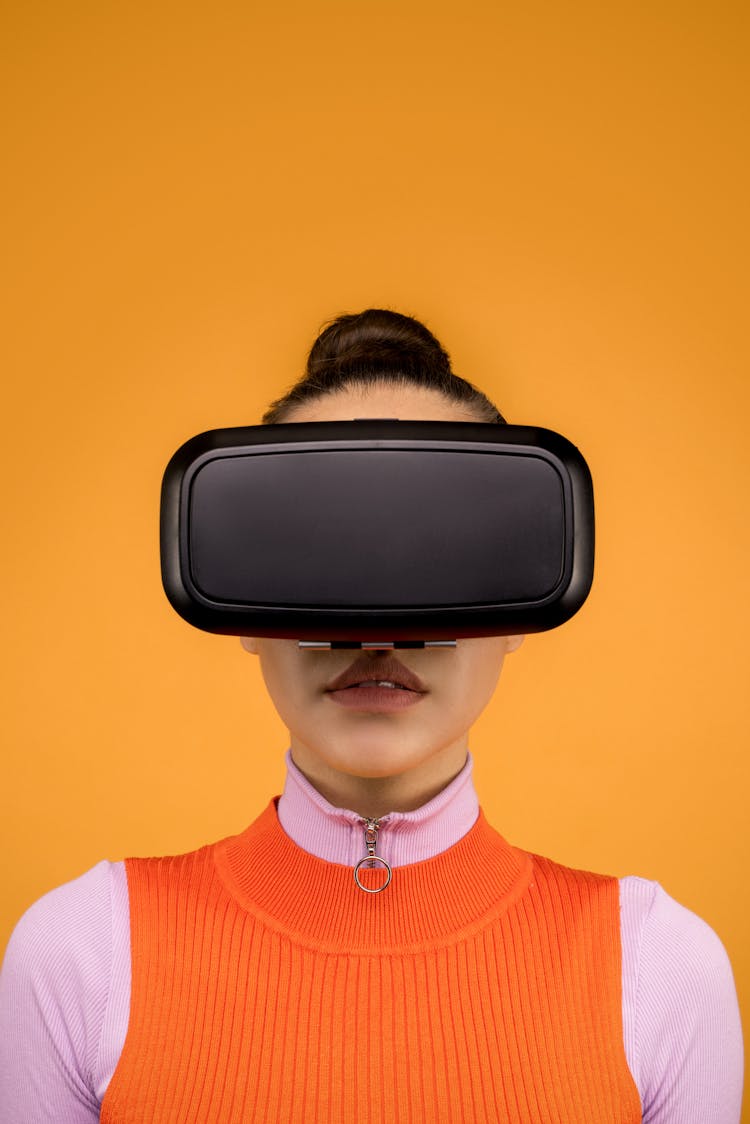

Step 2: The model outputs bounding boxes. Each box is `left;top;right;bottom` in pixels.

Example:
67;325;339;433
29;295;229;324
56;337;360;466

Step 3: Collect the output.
160;419;594;648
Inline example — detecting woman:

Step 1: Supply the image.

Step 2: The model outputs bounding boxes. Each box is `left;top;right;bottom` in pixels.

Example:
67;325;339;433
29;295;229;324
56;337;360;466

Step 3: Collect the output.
0;309;743;1121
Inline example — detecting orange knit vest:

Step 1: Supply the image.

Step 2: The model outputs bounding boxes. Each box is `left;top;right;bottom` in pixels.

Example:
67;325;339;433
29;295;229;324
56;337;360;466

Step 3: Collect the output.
101;798;641;1123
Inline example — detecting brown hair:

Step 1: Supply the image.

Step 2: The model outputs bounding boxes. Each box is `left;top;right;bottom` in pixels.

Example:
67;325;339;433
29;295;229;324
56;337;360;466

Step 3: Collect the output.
261;308;506;424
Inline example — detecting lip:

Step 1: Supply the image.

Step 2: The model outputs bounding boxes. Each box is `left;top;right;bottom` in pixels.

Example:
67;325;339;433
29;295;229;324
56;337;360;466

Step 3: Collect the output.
326;684;426;711
325;657;427;694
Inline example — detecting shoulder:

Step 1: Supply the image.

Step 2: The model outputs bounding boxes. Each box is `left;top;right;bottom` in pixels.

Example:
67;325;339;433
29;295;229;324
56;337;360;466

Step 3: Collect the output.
619;875;738;996
3;860;125;979
529;850;616;886
526;850;621;909
618;876;743;1120
27;857;123;916
124;838;219;893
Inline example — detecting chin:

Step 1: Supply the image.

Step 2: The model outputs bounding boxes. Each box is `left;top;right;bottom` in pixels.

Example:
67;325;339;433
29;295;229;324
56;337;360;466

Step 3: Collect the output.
327;744;428;779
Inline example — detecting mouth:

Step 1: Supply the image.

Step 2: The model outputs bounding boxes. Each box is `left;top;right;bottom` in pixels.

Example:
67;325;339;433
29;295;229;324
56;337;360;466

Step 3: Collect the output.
325;681;426;711
340;680;411;690
324;656;427;694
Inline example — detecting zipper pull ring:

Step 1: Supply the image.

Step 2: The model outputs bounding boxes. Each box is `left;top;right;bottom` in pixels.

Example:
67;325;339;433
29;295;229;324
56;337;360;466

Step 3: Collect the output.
353;817;392;894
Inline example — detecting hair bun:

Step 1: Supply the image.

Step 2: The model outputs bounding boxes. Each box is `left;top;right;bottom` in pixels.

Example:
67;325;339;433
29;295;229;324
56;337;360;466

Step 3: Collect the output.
260;307;505;424
307;308;452;382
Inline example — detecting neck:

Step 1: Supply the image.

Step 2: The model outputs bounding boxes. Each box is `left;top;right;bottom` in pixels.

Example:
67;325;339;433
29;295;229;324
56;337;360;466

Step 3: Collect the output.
276;747;480;868
286;738;470;820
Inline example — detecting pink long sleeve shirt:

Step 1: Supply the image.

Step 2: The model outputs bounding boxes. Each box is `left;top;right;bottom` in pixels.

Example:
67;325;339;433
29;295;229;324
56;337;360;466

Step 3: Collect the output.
0;749;744;1121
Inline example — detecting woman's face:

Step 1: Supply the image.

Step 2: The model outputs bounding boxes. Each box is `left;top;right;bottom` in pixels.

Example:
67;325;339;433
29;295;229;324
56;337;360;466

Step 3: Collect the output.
241;381;524;815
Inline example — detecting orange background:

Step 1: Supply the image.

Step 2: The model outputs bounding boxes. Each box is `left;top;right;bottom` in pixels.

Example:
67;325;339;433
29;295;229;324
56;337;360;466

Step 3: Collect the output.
2;0;748;1108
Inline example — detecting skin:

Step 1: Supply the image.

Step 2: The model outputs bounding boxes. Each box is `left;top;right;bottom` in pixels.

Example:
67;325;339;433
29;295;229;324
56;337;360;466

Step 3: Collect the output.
241;381;524;819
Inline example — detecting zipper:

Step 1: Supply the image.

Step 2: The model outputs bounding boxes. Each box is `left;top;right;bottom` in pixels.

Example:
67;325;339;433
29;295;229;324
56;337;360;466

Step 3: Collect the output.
353;817;393;894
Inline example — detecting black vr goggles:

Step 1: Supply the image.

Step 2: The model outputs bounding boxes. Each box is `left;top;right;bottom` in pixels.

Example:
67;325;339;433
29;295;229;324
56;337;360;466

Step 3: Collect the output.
160;420;595;648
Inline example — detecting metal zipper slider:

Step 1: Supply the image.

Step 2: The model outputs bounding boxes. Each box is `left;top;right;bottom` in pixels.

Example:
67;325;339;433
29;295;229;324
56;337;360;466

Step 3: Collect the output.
353;817;393;894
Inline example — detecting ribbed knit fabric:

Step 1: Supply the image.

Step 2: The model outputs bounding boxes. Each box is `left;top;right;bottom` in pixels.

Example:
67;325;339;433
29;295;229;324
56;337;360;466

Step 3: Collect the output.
277;747;481;866
100;797;642;1122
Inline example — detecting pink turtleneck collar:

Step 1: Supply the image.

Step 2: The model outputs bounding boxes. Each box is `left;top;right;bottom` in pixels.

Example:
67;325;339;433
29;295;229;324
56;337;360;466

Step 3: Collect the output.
276;747;479;868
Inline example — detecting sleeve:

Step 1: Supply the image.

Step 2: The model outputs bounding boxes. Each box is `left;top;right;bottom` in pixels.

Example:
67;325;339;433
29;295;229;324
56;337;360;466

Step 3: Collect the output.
622;877;744;1123
0;860;122;1123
